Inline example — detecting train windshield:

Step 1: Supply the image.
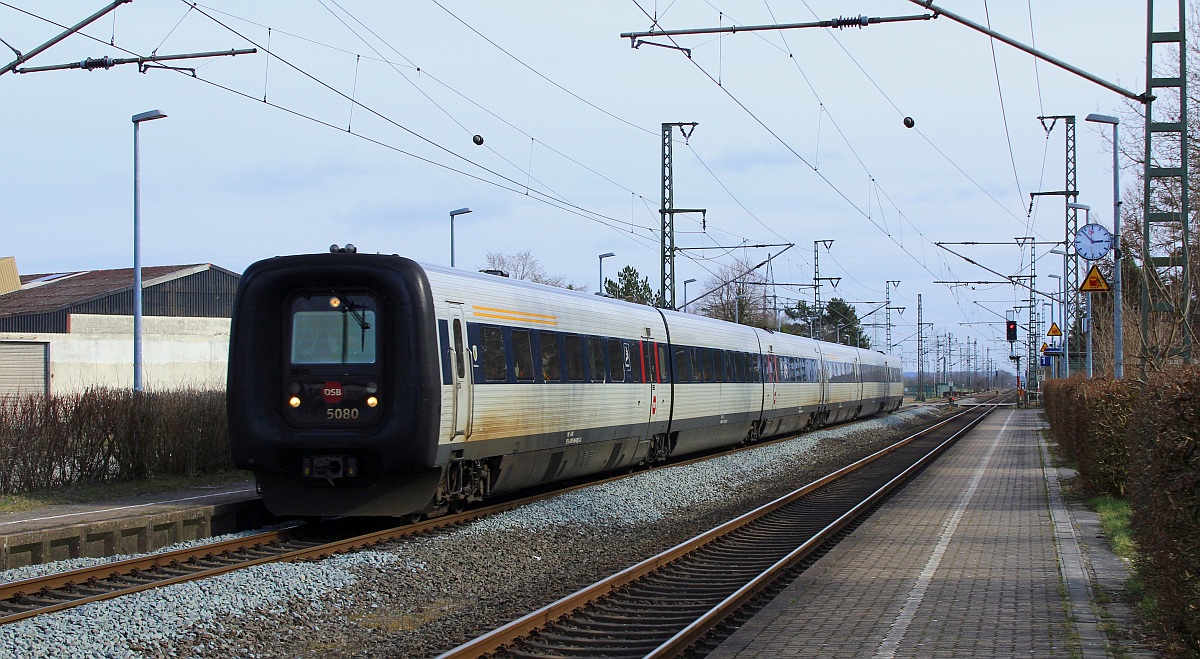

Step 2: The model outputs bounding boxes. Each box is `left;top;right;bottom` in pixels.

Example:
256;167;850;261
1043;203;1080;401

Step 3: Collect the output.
290;293;377;364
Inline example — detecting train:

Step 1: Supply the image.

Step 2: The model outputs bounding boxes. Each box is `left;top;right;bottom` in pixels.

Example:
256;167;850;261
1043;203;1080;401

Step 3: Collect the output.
226;248;903;518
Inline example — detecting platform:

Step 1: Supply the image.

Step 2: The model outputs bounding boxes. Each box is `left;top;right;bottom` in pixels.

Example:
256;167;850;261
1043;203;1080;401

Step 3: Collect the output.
710;406;1148;658
0;478;268;569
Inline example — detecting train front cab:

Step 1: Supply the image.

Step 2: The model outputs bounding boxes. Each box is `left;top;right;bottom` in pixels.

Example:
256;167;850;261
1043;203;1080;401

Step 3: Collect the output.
228;254;444;517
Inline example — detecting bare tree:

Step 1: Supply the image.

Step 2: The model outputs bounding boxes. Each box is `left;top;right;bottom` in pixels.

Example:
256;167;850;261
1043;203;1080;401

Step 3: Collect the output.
696;257;774;327
483;251;588;292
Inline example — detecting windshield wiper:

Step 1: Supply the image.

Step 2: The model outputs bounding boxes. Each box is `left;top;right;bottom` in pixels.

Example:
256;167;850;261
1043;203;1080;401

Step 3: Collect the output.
333;290;371;351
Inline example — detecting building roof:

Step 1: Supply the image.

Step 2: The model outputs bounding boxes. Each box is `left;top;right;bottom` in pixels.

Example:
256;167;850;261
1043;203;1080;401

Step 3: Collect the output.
0;264;237;318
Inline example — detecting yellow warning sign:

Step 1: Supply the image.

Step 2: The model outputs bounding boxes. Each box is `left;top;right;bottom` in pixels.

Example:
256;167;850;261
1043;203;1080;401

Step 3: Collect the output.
1041;342;1049;353
1047;322;1062;337
1080;264;1111;293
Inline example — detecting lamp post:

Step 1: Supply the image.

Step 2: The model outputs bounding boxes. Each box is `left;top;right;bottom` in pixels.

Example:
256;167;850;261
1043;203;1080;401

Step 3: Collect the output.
1047;274;1062;378
598;252;615;294
682;278;696;311
448;208;472;267
1049;248;1070;377
1068;202;1094;378
1086;113;1122;378
132;109;167;392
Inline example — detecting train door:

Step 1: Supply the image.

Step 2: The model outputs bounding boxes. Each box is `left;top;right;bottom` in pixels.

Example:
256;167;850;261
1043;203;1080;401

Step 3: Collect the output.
646;341;672;430
448;304;473;439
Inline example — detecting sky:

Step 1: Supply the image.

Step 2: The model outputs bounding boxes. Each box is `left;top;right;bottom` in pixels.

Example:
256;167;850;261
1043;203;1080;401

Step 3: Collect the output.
0;1;1153;373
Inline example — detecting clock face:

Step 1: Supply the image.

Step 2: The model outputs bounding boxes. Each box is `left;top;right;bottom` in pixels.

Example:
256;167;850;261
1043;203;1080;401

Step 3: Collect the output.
1074;223;1113;260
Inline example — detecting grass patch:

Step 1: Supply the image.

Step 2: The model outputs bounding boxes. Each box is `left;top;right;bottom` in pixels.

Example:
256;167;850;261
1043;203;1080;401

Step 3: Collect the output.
1089;495;1137;561
0;470;254;514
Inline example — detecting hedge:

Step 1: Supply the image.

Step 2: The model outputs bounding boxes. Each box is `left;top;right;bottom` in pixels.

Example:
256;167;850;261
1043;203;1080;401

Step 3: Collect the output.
1045;368;1200;655
0;388;231;494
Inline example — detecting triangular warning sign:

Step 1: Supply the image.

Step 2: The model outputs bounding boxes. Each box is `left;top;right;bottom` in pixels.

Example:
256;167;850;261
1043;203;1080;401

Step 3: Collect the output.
1047;322;1062;337
1079;264;1111;293
1041;342;1049;353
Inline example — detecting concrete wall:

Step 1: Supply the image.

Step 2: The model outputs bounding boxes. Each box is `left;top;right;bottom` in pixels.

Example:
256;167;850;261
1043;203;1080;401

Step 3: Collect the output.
0;314;230;393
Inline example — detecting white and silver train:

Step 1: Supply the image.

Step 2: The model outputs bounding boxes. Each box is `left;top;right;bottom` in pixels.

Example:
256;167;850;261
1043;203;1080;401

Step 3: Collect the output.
227;251;903;517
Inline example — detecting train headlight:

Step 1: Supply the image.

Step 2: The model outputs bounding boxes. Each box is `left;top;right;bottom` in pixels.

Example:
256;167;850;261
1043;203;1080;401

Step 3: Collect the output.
329;296;341;309
366;396;378;408
288;396;302;408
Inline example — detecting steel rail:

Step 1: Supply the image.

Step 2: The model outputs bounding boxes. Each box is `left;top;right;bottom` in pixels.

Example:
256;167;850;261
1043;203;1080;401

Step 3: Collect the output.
436;396;1004;658
0;397;968;626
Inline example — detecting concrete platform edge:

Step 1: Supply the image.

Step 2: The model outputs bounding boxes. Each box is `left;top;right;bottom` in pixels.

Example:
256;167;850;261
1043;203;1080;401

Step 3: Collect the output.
0;499;270;570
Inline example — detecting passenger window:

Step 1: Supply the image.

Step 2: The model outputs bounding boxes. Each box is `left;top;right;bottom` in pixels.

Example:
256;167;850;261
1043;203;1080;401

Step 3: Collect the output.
630;341;644;383
512;330;534;381
608;339;625;382
703;348;715;382
565;334;584;381
588;337;606;382
480;327;506;382
674;346;690;383
749;354;760;382
452;319;466;379
690;348;702;382
540;332;560;382
658;344;670;383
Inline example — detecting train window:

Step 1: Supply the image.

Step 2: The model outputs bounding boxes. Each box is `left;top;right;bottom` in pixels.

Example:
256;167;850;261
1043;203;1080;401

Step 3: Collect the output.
608;339;625;382
587;337;606;382
643;342;657;383
674;346;690;383
702;349;715;383
630;341;644;383
713;349;723;383
290;295;377;365
540;332;561;382
452;319;466;379
480;327;506;382
658;344;671;383
749;353;760;382
690;348;702;383
565;335;584;382
513;330;535;381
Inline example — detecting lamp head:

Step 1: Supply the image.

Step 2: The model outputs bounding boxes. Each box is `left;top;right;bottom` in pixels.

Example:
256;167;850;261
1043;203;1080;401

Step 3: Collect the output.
1067;202;1090;211
132;109;167;123
598;252;615;259
1085;113;1119;125
449;207;472;217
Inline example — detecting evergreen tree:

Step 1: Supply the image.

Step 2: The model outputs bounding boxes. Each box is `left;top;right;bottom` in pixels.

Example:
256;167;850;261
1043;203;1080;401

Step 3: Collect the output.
604;265;656;304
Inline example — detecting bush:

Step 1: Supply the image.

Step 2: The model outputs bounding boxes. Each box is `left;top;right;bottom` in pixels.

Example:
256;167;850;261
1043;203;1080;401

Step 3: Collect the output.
0;388;231;494
1126;368;1200;656
1043;376;1139;497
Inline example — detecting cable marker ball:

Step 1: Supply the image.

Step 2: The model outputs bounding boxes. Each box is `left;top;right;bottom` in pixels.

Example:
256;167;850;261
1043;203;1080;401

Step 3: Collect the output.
903;116;915;129
473;134;484;145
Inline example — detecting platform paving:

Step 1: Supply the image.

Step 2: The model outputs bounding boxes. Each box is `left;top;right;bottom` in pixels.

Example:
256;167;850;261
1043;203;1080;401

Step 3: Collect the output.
711;406;1146;658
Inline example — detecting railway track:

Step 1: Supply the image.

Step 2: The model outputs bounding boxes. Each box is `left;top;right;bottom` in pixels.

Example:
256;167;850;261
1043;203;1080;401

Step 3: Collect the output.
0;396;992;628
439;395;1008;658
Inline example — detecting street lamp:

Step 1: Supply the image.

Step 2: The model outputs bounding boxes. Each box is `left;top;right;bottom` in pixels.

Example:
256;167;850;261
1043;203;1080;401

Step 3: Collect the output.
1086;113;1122;379
682;278;696;311
598;252;615;294
132;109;167;392
1047;274;1062;378
1049;248;1070;377
449;208;472;267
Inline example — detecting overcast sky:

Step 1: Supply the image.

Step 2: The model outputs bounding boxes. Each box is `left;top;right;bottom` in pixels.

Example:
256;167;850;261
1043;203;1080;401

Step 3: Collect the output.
0;1;1150;371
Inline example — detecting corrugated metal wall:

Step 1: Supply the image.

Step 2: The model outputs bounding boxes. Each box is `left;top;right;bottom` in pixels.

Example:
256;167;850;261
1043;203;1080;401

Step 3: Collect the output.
71;268;238;318
0;268;239;333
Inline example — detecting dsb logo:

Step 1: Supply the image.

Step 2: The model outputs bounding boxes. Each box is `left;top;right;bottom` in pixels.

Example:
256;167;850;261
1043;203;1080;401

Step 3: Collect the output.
323;382;344;404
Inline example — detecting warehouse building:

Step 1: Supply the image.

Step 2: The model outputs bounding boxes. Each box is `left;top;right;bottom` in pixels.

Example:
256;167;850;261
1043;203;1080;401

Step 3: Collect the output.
0;257;239;395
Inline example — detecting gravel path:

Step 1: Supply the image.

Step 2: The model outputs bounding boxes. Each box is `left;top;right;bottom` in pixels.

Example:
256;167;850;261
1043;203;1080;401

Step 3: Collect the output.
0;405;947;658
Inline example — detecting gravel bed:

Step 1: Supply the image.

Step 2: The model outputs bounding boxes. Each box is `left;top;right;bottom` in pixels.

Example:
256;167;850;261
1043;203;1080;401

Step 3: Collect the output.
0;405;948;658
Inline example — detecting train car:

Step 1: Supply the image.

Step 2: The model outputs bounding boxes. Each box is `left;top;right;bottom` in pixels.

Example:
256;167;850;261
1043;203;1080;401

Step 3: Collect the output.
227;250;902;518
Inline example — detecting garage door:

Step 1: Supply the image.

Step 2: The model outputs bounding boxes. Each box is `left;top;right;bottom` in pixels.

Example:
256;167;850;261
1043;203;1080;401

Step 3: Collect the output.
0;342;48;396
